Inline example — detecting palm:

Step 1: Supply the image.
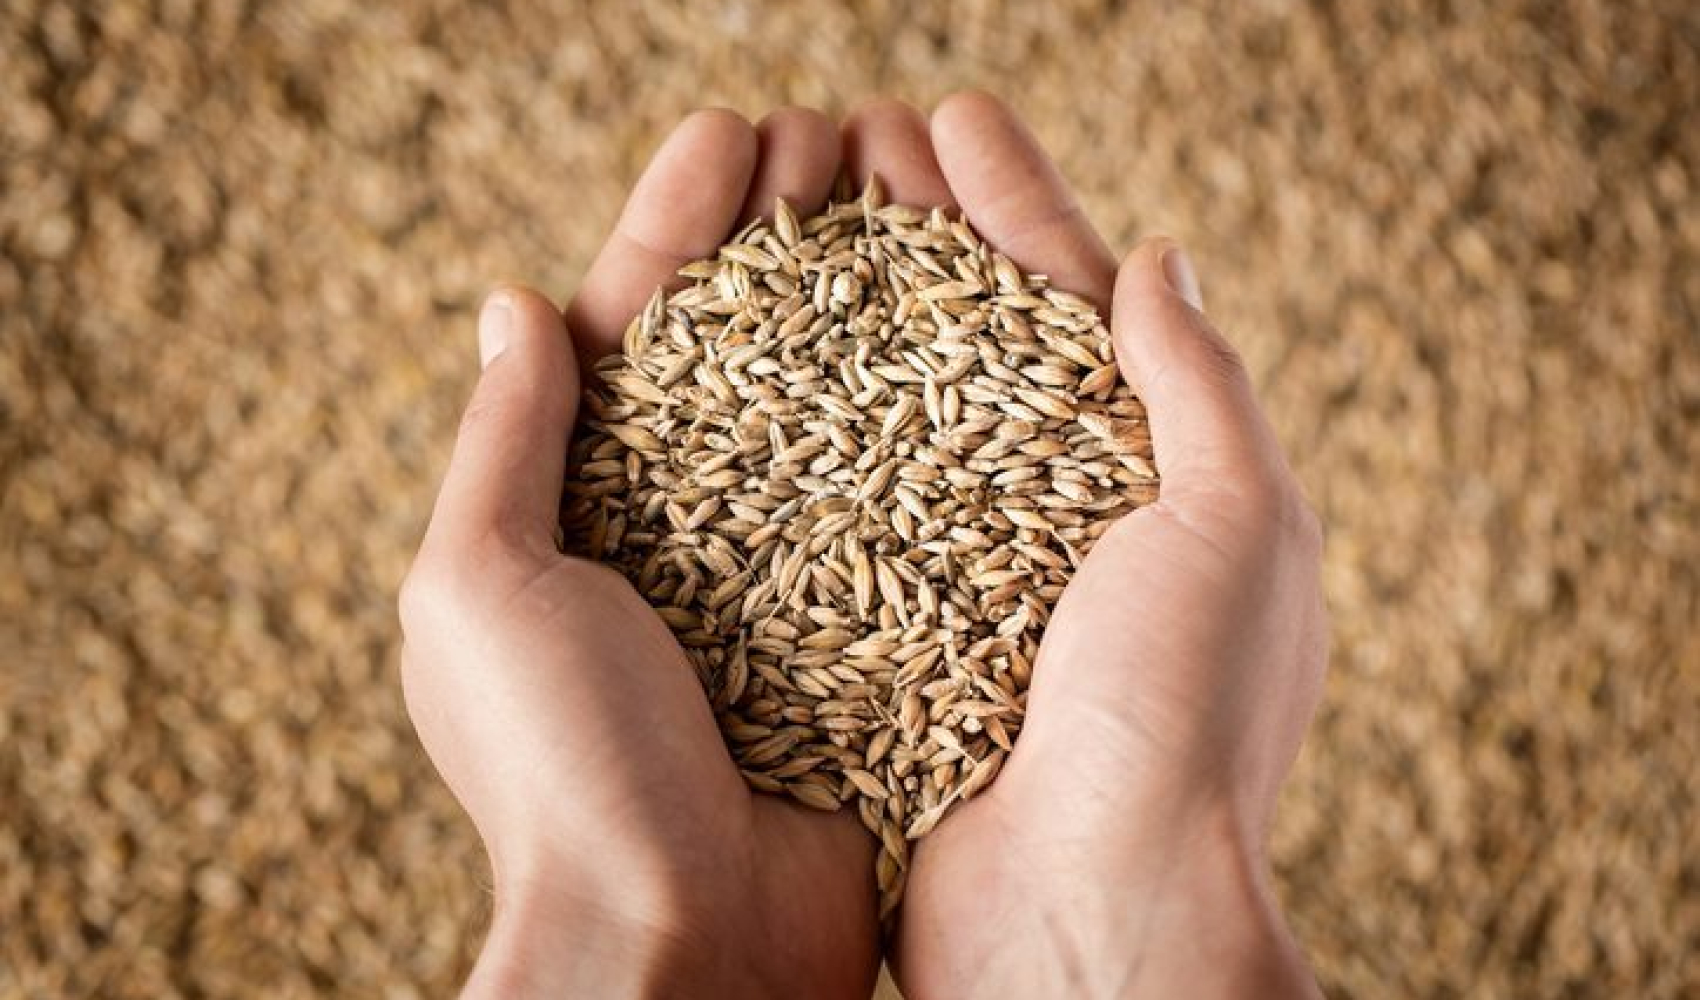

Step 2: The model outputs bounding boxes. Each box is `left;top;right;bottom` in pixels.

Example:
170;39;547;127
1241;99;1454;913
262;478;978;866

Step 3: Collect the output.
870;94;1327;1000
411;95;1322;999
406;107;884;998
407;549;880;998
897;512;1248;937
976;507;1260;837
503;559;879;992
536;102;884;993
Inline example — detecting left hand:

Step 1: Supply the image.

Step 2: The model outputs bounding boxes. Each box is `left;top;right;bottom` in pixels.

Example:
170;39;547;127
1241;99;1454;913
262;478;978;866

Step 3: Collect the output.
870;92;1327;1000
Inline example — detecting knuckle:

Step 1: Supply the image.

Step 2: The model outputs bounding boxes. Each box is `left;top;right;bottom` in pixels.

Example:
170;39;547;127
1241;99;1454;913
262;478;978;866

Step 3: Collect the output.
1245;475;1324;556
1179;469;1321;557
1194;325;1250;389
397;557;462;638
1251;456;1324;546
1223;465;1290;528
397;563;439;634
1286;492;1326;552
1261;485;1323;552
399;523;555;639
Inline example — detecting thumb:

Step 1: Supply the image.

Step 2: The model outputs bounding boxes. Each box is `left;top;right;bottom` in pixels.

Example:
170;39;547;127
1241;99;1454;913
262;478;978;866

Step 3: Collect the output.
1110;239;1288;506
421;285;580;562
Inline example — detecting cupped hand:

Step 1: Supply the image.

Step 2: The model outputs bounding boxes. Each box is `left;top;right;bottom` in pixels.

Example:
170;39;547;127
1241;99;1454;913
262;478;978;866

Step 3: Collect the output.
867;92;1330;999
399;109;879;1000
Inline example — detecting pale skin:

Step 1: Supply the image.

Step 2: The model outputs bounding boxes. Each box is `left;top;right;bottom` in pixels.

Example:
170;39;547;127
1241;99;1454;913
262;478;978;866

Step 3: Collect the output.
400;91;1328;999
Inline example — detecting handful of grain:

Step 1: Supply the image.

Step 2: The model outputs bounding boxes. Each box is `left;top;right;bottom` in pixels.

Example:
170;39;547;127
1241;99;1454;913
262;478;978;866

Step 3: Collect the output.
561;184;1157;919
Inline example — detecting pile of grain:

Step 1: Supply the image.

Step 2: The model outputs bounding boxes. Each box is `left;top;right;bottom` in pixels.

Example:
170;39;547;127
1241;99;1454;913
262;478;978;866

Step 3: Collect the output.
563;187;1156;917
4;1;1695;997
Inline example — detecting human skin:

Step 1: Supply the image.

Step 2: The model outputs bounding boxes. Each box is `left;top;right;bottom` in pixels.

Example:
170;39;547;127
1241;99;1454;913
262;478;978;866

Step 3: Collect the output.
888;91;1329;1000
399;107;880;1000
399;92;1327;999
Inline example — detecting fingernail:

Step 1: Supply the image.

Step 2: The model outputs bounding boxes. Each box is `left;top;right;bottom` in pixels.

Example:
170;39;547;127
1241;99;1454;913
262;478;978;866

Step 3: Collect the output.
1160;246;1204;312
478;291;514;368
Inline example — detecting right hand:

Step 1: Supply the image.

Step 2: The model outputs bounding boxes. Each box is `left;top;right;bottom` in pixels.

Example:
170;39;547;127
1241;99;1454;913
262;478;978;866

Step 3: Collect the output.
399;108;881;1000
874;91;1330;1000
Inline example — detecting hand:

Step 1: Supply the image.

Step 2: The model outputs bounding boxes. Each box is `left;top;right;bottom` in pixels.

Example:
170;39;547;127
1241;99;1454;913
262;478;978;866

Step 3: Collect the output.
878;93;1330;998
399;109;879;1000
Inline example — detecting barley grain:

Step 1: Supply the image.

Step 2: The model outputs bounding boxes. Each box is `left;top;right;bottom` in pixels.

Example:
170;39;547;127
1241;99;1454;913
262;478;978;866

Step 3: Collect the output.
562;187;1157;921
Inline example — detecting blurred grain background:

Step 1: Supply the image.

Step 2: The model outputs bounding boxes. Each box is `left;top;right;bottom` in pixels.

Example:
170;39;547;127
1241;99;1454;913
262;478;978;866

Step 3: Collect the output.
2;1;1696;997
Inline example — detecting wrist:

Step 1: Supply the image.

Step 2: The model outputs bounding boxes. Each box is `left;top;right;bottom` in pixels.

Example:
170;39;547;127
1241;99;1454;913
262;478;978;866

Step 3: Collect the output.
904;794;1319;1000
461;880;682;1000
1105;804;1319;999
462;862;738;1000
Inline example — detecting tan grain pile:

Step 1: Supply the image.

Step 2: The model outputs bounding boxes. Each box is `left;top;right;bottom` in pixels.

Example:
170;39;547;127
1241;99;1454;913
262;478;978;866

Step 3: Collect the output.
3;2;1695;998
563;188;1156;917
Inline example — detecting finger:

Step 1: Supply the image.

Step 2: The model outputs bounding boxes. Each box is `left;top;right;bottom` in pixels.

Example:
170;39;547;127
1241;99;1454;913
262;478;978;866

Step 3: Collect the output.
423;286;580;561
738;106;842;224
930;89;1116;310
1111;239;1288;497
841;98;956;209
566;109;758;359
